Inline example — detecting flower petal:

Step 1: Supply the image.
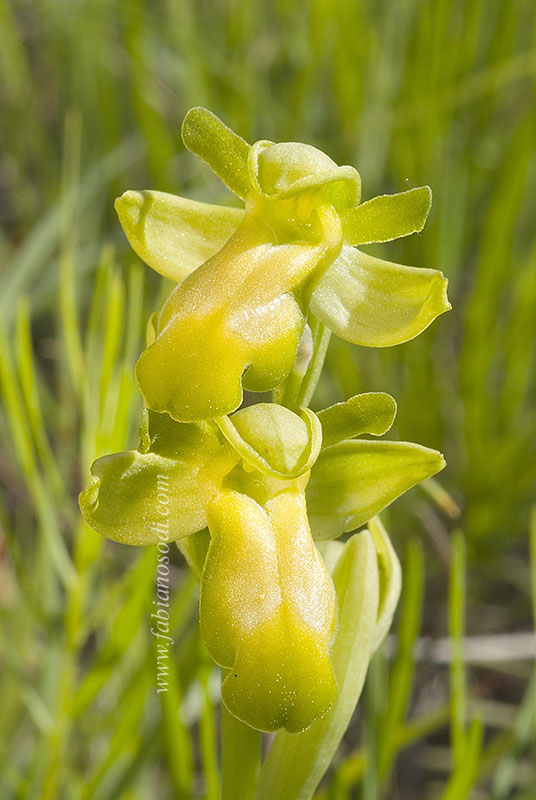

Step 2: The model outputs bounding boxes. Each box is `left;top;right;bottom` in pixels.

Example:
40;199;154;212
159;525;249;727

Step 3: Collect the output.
307;439;446;540
200;488;337;732
317;392;397;449
115;190;243;284
79;412;237;546
341;186;432;245
310;246;451;347
181;106;252;199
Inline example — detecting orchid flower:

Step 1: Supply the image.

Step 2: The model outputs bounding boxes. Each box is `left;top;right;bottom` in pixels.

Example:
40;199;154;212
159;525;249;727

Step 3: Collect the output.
116;107;450;422
80;392;444;731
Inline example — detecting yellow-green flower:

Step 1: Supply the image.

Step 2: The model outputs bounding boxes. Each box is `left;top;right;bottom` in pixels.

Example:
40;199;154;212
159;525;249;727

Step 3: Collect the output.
80;394;444;731
116;107;450;423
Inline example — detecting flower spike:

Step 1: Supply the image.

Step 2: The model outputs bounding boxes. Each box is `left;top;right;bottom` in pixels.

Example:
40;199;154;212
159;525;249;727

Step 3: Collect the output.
80;107;452;740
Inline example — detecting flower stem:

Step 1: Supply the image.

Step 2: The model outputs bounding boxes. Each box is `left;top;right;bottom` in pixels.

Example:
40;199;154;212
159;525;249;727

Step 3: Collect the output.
296;315;331;409
276;314;331;410
221;695;261;800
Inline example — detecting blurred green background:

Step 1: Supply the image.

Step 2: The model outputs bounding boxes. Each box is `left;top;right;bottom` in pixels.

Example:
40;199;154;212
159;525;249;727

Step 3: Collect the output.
1;1;535;798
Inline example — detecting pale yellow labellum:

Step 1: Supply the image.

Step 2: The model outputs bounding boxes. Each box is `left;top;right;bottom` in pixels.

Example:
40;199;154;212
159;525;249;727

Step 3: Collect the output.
200;487;337;732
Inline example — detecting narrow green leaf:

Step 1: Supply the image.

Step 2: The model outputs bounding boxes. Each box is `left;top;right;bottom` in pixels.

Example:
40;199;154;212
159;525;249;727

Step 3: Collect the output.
0;137;142;327
441;718;483;800
199;665;220;800
115;190;243;283
0;325;76;588
254;530;379;800
158;651;195;798
317;392;397;449
83;665;152;797
377;539;424;781
70;549;157;717
490;673;536;800
369;516;402;653
97;263;124;419
59;110;85;396
310;246;450;347
530;506;536;627
221;702;260;800
308;440;446;540
181;106;252;199
123;259;145;365
15;297;64;499
122;0;176;180
449;530;467;770
341;186;432;245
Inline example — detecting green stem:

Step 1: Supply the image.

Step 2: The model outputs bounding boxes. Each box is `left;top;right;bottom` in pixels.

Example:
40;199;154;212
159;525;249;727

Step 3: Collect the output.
277;314;331;410
220;695;261;800
297;316;331;409
199;666;220;800
449;530;467;770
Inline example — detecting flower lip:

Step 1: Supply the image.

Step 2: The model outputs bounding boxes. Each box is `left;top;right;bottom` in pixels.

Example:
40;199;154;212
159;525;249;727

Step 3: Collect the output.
248;140;361;208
